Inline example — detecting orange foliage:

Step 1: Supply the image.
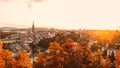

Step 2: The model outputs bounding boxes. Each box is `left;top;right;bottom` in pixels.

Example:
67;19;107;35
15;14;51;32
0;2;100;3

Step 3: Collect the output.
0;41;3;51
16;50;32;68
48;42;64;56
0;59;5;68
102;55;110;68
61;38;94;68
96;30;114;44
62;38;79;54
94;49;103;68
35;52;46;63
34;52;46;68
0;49;15;68
81;42;94;67
45;56;64;68
8;59;16;68
35;42;65;68
114;50;120;68
0;41;3;47
34;38;97;68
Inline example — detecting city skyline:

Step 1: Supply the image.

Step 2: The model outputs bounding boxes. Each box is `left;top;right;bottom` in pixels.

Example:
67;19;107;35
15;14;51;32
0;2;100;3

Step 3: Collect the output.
0;0;120;30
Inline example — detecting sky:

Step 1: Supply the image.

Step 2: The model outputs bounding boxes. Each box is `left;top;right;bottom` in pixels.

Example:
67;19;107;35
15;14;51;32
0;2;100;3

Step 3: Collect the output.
0;0;120;30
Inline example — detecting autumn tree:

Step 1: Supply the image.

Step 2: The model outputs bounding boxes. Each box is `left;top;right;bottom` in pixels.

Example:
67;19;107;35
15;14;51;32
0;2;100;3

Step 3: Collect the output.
62;38;94;68
0;41;16;68
0;50;16;68
47;42;65;68
16;50;32;68
95;30;114;46
34;52;46;68
34;42;65;68
102;55;110;68
94;49;103;68
0;41;3;51
48;42;64;56
0;59;5;68
114;50;120;68
35;38;95;68
80;42;95;68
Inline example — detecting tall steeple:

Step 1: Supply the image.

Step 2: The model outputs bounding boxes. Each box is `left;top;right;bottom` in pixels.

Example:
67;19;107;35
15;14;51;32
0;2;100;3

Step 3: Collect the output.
32;21;35;33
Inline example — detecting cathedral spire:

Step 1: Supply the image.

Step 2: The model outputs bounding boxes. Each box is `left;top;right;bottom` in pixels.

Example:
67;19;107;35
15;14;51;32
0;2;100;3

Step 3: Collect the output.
32;21;35;33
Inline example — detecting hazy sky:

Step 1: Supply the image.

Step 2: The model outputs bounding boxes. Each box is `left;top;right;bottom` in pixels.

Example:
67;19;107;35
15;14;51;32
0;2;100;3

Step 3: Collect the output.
0;0;120;30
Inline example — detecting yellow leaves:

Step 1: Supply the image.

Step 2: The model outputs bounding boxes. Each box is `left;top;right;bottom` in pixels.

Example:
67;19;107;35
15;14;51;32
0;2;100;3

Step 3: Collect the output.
97;30;113;43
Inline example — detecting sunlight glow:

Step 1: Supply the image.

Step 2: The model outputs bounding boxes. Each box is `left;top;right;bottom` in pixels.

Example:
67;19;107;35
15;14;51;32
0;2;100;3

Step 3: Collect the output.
0;0;120;30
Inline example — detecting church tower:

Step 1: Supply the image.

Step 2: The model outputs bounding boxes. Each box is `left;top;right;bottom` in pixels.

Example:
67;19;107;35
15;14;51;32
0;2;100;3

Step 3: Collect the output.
32;21;35;33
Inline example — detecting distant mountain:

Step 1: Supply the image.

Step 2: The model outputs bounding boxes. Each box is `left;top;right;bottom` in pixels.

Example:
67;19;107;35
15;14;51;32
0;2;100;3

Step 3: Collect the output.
0;27;18;31
0;27;18;29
